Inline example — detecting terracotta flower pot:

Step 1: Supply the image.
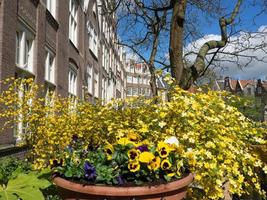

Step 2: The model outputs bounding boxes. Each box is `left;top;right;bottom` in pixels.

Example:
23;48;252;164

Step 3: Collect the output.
53;173;194;200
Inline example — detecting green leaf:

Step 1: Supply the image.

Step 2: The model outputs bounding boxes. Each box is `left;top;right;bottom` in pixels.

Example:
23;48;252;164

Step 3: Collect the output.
0;173;50;200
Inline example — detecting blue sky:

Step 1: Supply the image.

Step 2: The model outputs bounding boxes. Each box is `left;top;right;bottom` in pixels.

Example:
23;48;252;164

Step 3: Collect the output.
121;1;267;80
188;1;267;80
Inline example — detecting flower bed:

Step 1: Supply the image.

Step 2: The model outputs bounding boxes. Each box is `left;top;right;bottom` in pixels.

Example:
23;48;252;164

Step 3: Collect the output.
0;78;267;199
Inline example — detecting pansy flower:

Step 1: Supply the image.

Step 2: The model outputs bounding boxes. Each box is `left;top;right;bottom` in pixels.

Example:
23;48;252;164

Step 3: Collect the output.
148;156;161;171
104;143;114;160
84;161;96;180
127;149;140;160
139;152;155;163
161;159;172;170
117;137;136;146
127;131;139;142
128;160;140;172
157;142;175;158
137;145;149;152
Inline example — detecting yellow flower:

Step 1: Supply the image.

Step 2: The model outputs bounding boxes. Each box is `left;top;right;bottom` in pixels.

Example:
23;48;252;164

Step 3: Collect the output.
139;152;155;163
127;149;140;160
148;156;161;171
157;142;175;158
127;132;139;142
104;143;114;160
161;159;172;170
167;172;176;177
117;137;135;146
128;160;140;172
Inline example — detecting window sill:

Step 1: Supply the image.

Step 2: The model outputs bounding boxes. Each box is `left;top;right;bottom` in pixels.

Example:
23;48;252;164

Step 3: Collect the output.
15;65;35;78
69;40;79;54
89;49;98;61
46;9;59;31
44;80;56;88
0;145;29;157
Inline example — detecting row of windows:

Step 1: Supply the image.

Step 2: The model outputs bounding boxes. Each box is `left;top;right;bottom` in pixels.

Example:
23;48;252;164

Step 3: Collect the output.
127;65;149;74
127;75;150;85
15;26;103;99
126;87;151;97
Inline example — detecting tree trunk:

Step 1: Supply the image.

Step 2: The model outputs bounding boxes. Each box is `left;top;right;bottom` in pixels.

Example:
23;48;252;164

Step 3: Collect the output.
169;0;187;86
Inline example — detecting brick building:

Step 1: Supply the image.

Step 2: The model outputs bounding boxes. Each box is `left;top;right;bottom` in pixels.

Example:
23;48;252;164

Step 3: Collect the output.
0;0;127;146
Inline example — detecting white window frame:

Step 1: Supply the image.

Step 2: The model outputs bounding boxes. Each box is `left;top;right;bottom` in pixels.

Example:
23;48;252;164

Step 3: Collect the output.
45;49;55;84
46;0;57;18
127;87;132;96
86;65;93;94
68;64;78;97
15;77;34;144
102;76;107;101
132;88;138;96
94;70;99;98
15;26;34;73
45;85;55;107
88;22;98;57
133;76;138;84
69;0;78;46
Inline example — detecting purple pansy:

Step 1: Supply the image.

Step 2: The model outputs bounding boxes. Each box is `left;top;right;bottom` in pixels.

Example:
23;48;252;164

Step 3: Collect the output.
84;161;96;180
116;175;125;185
72;134;78;142
137;145;149;152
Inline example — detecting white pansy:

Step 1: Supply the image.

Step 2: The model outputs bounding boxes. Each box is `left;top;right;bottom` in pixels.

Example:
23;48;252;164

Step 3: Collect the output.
164;136;179;146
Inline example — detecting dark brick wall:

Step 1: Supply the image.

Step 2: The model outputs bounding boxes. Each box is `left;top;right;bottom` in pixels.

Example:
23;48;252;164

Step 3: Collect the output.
0;0;17;145
0;0;117;146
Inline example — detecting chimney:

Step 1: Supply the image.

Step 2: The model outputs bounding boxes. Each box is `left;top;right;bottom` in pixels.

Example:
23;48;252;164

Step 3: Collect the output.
224;77;230;90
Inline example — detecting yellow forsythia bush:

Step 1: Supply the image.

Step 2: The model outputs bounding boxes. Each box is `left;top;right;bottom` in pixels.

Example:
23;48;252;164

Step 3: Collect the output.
0;78;266;199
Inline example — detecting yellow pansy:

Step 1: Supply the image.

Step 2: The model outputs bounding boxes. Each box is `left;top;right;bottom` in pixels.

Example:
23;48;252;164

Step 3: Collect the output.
104;143;114;160
127;149;140;160
167;172;176;177
157;142;175;158
117;137;135;146
161;159;172;170
128;160;140;172
127;131;139;142
139;152;155;163
148;156;161;171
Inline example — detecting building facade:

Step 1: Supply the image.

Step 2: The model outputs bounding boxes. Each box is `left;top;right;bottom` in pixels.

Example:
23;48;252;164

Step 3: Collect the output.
125;60;151;98
0;0;127;145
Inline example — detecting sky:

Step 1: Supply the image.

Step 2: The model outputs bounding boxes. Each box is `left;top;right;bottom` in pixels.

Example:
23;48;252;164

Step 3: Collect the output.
189;0;267;80
120;1;267;80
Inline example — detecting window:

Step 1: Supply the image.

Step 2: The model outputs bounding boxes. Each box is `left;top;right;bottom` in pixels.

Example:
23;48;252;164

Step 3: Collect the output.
88;23;98;57
127;87;132;96
45;85;55;107
247;88;252;95
86;65;93;94
68;64;77;97
102;76;107;101
46;0;56;18
69;0;78;46
16;77;33;143
258;87;262;94
127;75;132;83
92;1;97;14
132;88;138;96
15;29;34;72
45;49;55;84
130;65;134;73
94;70;99;98
133;76;138;84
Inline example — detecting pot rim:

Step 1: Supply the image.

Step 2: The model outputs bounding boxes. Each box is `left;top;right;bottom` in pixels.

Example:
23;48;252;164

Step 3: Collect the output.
53;173;194;196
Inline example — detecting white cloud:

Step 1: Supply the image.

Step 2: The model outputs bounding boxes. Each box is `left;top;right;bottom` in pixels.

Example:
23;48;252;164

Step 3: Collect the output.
184;26;267;80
